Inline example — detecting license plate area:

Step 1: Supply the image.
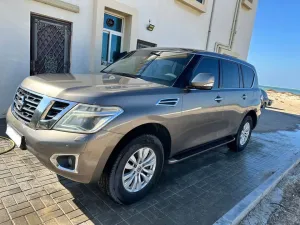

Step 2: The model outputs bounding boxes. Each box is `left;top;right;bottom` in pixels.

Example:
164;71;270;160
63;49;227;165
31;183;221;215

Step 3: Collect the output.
6;125;24;148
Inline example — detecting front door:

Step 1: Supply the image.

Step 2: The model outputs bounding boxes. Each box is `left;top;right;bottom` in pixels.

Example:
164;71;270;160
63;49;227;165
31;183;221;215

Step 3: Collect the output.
30;15;72;75
176;57;224;153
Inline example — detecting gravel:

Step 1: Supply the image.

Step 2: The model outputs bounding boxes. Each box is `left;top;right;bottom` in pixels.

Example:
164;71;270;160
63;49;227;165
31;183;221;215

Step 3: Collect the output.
240;164;300;225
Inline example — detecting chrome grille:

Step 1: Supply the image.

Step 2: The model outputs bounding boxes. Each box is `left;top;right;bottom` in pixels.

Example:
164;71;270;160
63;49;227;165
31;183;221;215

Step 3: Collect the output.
13;87;43;123
44;101;69;120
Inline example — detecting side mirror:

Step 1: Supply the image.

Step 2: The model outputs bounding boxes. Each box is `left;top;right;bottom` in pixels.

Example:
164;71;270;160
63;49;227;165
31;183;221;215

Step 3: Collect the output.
190;73;214;90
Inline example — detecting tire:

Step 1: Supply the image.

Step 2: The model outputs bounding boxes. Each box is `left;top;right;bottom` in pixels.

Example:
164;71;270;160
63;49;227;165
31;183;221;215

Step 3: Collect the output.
228;116;253;152
98;135;164;204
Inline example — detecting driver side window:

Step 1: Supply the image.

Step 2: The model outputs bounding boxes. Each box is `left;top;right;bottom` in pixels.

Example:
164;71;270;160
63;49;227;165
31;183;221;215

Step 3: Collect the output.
191;57;220;88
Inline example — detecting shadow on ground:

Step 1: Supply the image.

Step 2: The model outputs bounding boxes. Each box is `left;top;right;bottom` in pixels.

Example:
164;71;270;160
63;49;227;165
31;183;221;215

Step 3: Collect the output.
255;109;300;133
55;108;300;225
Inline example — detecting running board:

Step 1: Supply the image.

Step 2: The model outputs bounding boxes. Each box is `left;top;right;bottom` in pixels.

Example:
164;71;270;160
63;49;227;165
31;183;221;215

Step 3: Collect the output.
168;136;235;164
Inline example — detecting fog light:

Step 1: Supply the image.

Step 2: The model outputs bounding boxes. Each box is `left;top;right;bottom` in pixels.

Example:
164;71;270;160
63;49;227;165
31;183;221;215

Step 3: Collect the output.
51;154;78;173
57;155;75;170
68;157;73;167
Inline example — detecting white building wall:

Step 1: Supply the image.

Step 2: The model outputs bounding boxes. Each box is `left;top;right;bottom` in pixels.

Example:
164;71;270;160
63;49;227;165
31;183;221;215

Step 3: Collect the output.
233;1;259;59
117;0;212;50
0;0;94;117
0;0;258;118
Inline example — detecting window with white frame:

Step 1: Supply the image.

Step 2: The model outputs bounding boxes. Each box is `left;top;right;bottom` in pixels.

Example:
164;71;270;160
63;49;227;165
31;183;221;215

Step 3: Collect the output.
176;0;207;13
196;0;204;4
101;13;124;65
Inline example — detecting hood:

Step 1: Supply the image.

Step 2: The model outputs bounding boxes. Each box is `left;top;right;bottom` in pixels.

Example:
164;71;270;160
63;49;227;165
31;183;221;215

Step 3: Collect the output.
21;73;166;103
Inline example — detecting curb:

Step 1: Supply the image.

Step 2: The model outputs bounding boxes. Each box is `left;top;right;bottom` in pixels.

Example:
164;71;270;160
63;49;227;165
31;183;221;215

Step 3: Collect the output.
214;158;300;225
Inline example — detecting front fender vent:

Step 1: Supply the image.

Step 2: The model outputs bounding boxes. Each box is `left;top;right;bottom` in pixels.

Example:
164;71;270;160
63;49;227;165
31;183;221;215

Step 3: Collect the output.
156;98;179;107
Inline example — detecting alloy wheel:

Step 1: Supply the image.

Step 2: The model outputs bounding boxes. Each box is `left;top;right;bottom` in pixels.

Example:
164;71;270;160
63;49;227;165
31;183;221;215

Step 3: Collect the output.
240;122;251;146
122;147;156;192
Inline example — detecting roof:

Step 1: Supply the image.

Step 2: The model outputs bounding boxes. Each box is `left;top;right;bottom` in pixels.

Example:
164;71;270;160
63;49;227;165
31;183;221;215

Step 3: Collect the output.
141;47;255;70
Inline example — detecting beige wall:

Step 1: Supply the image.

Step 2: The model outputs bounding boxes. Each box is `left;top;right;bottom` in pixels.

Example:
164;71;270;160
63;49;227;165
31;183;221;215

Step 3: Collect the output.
90;0;138;72
0;0;94;117
0;0;258;118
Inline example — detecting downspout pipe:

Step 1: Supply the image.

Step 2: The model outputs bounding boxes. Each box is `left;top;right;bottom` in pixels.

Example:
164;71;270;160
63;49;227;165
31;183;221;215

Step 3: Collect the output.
214;0;242;53
205;0;216;50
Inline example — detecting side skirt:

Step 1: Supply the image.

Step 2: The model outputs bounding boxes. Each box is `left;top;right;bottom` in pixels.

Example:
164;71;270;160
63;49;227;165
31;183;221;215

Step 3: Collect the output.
168;136;235;164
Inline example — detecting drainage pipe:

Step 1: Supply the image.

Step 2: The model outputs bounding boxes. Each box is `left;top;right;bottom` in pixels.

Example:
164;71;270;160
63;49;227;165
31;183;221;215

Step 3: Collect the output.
214;0;242;53
205;0;216;50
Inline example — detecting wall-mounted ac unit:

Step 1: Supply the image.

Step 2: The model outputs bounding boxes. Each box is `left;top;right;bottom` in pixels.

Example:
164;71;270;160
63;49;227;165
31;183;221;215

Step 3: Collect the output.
242;0;253;9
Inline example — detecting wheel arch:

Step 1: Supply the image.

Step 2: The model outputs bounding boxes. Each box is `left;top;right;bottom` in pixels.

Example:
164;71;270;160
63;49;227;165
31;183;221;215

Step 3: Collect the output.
102;123;172;176
246;110;258;129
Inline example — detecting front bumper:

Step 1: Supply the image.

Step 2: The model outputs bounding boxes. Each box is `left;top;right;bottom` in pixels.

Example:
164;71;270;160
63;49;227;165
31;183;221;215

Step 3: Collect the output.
6;107;123;183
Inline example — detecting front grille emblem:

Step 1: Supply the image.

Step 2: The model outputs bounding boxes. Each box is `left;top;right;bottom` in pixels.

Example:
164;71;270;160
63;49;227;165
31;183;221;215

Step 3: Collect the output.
16;96;25;111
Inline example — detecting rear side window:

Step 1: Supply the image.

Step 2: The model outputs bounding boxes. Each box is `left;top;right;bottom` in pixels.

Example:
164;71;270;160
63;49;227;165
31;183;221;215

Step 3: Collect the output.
191;57;219;88
241;65;255;88
221;60;240;88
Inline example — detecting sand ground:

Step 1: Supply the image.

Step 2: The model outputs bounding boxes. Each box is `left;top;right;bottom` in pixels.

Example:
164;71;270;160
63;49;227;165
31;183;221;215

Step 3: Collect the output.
266;90;300;116
240;164;300;225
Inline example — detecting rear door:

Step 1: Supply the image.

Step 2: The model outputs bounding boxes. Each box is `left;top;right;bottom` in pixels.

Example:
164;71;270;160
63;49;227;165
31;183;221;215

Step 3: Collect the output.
178;56;224;152
241;65;256;107
218;59;245;137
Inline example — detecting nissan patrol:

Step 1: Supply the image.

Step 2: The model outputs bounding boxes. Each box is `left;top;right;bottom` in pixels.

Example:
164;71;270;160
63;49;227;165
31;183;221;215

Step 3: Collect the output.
6;48;261;204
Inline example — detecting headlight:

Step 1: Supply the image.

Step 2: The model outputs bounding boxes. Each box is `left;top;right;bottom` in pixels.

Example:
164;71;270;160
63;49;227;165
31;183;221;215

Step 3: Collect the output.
53;104;123;133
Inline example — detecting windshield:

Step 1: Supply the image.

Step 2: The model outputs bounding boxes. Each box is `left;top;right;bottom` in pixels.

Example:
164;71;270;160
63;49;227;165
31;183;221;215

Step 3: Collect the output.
102;50;193;86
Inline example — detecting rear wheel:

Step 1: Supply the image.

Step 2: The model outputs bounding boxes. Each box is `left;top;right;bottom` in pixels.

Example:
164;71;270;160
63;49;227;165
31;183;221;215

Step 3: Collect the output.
99;135;164;204
228;116;253;152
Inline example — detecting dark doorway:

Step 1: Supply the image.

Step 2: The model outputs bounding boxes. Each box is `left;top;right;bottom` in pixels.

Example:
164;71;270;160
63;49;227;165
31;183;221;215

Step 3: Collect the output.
30;14;72;75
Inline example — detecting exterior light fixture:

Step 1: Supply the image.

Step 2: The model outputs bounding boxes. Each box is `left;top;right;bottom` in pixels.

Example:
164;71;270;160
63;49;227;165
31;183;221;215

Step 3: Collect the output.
147;20;155;31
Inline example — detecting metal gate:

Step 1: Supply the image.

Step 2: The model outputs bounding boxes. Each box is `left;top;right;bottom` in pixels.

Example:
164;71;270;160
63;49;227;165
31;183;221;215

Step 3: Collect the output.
30;15;72;75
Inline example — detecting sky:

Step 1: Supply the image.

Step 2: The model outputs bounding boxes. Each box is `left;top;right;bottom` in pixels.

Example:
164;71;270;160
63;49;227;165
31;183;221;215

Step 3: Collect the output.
248;1;300;90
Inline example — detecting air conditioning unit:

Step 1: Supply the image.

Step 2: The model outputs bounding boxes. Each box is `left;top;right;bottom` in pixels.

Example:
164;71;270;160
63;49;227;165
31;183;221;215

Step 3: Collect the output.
242;0;253;9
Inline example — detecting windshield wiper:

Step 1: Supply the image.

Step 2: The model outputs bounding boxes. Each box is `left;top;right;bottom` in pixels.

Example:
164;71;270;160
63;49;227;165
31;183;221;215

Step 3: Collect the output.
102;71;140;79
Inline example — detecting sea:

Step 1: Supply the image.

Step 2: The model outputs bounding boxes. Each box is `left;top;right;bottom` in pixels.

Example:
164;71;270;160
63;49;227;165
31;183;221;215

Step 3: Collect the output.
260;85;300;95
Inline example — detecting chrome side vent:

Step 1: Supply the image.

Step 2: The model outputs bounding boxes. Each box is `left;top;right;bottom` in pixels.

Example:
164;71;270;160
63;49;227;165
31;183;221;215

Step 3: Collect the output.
44;101;70;120
156;98;179;107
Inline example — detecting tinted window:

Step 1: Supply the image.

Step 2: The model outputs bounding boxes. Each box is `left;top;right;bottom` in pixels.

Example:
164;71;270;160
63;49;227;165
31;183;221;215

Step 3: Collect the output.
191;57;219;87
242;65;255;88
221;60;240;88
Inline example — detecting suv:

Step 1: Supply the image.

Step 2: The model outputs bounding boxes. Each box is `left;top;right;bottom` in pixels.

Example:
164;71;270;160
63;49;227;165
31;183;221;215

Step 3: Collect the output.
6;48;261;204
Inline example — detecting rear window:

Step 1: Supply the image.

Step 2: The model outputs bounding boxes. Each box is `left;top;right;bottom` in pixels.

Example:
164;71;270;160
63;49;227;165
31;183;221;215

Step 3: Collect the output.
241;65;255;88
221;60;240;88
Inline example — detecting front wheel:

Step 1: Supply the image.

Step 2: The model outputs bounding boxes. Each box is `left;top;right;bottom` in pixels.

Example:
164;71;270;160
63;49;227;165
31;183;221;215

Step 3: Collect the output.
99;135;164;204
228;116;253;152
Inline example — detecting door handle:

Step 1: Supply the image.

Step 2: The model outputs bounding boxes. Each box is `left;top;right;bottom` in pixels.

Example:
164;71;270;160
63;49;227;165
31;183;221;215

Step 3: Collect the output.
215;96;223;102
242;94;247;100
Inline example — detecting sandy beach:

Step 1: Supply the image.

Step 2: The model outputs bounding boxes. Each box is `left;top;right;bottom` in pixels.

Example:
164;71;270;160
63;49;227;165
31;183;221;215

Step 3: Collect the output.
266;90;300;116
